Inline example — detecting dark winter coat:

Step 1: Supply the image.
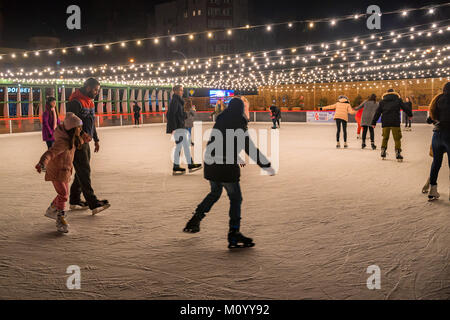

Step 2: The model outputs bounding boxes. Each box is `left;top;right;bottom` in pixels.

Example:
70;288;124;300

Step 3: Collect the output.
270;106;281;120
371;92;412;128
166;94;185;134
204;98;271;183
66;89;99;142
133;104;141;118
430;93;450;132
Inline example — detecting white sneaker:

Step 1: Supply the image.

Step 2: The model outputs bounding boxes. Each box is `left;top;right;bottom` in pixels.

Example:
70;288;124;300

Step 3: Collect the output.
56;211;69;233
45;204;58;220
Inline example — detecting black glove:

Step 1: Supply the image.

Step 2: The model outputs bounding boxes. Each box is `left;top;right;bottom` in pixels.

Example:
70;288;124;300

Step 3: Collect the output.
426;117;434;124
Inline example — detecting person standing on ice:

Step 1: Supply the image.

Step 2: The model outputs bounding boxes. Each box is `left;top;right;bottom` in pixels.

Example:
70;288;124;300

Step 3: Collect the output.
184;100;196;147
403;97;413;131
426;82;450;201
166;85;202;175
133;101;141;127
321;95;356;148
371;89;413;162
354;94;379;150
66;78;110;215
183;97;276;249
35;112;84;233
270;104;281;129
42;97;60;150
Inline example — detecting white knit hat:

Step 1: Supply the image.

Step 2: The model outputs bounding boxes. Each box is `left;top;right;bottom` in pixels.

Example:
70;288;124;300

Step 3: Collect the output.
64;112;83;130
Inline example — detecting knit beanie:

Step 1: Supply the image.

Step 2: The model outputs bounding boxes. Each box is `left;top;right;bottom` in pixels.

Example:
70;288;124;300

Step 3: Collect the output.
63;112;83;130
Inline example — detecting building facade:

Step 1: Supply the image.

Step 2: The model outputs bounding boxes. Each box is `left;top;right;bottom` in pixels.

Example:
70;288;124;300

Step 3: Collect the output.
154;0;249;60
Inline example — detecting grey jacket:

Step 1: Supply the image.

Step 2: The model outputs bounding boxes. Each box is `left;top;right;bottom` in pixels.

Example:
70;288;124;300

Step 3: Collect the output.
355;100;379;127
184;109;196;128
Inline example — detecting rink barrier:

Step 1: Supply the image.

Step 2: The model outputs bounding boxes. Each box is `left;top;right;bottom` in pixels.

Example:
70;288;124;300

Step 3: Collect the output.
0;109;430;135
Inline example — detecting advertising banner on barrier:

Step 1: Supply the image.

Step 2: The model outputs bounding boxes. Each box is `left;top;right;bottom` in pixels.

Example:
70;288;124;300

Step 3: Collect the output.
306;111;335;123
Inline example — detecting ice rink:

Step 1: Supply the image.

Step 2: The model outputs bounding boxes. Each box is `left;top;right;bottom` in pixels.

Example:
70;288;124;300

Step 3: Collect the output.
0;122;449;300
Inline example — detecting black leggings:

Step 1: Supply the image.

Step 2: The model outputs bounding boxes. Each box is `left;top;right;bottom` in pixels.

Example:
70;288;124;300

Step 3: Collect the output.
134;116;140;125
336;119;347;142
362;126;375;143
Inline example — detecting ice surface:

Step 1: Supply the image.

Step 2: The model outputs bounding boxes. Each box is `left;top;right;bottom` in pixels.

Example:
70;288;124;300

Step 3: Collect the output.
0;123;448;300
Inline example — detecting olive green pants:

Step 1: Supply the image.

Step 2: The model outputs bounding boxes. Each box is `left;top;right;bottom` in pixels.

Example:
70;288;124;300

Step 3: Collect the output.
382;127;402;150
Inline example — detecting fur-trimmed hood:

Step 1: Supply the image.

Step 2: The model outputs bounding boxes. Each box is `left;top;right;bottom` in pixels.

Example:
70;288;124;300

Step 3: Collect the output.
382;91;401;101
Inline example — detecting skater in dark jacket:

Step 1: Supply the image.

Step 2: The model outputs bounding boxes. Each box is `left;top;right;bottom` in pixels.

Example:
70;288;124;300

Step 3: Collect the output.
371;89;413;161
166;85;201;175
183;97;276;249
133;101;141;127
66;78;110;214
427;82;450;201
403;97;413;131
270;105;281;129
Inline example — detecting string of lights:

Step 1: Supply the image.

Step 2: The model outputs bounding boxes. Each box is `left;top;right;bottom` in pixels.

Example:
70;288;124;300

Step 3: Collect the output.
1;3;449;61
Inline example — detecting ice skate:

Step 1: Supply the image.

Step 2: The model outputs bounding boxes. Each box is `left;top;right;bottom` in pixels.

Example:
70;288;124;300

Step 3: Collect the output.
344;142;348;149
173;165;186;176
395;149;404;163
228;230;255;249
188;163;202;173
69;201;89;211
56;211;69;234
357;134;361;140
91;200;111;215
45;203;58;220
381;147;387;160
336;142;341;149
361;143;366;149
371;142;377;150
428;185;440;202
183;212;205;234
422;178;430;194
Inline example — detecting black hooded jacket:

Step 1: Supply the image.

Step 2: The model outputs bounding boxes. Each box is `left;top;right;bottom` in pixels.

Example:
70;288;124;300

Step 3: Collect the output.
432;93;450;132
204;98;271;183
371;92;412;127
166;94;186;134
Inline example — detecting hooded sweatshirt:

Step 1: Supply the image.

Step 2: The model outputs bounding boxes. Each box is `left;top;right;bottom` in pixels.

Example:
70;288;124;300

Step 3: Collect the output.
322;98;356;121
204;98;271;183
66;89;99;142
371;91;412;127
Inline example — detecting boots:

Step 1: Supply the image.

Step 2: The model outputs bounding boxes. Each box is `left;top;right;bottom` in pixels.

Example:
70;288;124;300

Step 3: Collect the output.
381;147;387;160
395;149;404;162
371;142;377;150
336;142;341;149
183;212;206;233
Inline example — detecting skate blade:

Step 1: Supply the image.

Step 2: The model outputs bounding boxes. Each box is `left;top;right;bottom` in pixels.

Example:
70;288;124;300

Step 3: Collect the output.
228;243;255;249
173;171;186;176
44;212;58;220
69;205;89;211
397;159;403;163
92;204;111;216
183;228;199;234
188;167;202;173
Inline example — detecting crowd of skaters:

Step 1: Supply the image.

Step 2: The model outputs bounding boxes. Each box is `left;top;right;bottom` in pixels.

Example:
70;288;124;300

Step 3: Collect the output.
34;78;449;247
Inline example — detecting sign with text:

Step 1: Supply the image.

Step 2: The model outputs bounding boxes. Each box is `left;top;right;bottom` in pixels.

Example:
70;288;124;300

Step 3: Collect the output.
306;111;335;123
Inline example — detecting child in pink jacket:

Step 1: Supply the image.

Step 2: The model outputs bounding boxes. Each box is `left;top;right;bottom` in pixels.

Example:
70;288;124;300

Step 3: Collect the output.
35;112;84;233
322;96;356;148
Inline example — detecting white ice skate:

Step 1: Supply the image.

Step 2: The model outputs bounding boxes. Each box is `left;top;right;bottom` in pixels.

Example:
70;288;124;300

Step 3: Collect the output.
344;142;348;149
56;211;69;233
45;203;58;220
428;185;440;202
336;142;341;149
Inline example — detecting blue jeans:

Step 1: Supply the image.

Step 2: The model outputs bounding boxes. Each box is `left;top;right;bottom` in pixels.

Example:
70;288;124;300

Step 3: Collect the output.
430;130;450;186
173;129;192;166
196;181;243;230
